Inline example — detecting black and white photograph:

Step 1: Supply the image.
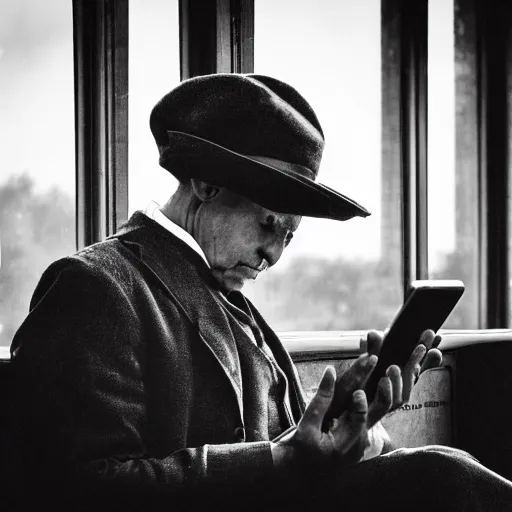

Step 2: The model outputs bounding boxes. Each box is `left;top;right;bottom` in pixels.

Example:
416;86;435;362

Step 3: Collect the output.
2;0;512;510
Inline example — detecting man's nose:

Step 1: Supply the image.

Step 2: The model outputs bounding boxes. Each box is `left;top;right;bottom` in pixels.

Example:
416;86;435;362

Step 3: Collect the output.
258;236;286;267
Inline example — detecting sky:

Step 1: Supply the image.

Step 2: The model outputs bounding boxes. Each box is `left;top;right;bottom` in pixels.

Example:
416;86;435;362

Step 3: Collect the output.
0;0;75;195
0;0;455;267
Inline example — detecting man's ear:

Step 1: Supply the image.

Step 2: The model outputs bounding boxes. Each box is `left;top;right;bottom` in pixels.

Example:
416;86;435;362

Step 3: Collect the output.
190;179;222;202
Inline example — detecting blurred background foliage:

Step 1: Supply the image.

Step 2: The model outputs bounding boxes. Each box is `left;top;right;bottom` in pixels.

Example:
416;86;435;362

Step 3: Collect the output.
0;174;471;347
0;174;74;347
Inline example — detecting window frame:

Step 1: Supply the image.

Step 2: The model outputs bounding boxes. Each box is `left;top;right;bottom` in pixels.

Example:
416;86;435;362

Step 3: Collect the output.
71;0;512;330
383;0;512;329
473;0;511;328
1;0;511;360
179;0;254;79
73;0;128;249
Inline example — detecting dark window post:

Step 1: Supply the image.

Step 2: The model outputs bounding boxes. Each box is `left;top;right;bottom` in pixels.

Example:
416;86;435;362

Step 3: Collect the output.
73;0;129;249
401;0;429;294
381;0;404;304
179;0;254;80
382;0;428;299
476;0;511;327
454;0;481;327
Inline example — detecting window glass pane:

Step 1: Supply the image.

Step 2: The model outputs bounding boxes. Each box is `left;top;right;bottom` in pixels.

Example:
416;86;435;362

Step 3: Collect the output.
248;0;403;332
128;0;180;214
0;0;75;348
428;0;479;328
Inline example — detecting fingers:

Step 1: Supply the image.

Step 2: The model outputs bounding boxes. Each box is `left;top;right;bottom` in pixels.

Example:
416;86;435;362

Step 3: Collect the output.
348;389;368;417
359;336;367;354
402;344;426;401
300;366;336;433
360;330;384;356
401;344;443;403
363;330;441;360
342;353;378;389
400;330;443;401
325;353;377;428
386;365;402;409
420;348;442;373
417;330;442;373
366;330;384;356
402;362;421;403
367;376;392;427
332;390;369;456
419;329;436;350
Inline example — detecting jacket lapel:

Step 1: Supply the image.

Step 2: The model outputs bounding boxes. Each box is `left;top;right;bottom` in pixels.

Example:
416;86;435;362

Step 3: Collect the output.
244;297;307;421
111;212;244;419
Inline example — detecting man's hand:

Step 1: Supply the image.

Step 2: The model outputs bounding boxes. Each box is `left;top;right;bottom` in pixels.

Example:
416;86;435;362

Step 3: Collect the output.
272;355;400;470
363;329;442;410
321;351;380;431
271;364;382;471
358;329;443;460
271;329;444;471
319;330;435;430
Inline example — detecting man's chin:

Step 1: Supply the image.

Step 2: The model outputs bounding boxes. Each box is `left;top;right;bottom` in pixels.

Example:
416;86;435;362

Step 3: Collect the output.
225;280;245;292
212;268;252;293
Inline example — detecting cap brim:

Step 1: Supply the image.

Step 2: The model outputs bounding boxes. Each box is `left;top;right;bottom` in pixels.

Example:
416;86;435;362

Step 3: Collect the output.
159;132;371;221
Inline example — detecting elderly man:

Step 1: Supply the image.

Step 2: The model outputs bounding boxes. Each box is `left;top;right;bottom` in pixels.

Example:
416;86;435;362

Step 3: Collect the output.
9;74;512;510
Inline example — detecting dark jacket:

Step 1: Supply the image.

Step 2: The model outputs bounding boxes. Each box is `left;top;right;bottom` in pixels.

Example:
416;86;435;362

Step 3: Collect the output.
8;212;306;508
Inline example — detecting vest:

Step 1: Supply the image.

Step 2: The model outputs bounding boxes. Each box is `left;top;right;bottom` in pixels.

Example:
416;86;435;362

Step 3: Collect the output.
223;291;294;441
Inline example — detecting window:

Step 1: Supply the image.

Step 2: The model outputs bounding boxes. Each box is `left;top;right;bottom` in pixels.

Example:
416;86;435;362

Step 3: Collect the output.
128;0;181;214
0;0;75;347
245;0;404;332
2;0;509;353
428;0;479;328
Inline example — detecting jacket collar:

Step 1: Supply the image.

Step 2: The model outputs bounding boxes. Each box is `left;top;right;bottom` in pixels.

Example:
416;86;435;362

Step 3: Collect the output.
113;210;214;283
111;212;245;417
111;212;304;422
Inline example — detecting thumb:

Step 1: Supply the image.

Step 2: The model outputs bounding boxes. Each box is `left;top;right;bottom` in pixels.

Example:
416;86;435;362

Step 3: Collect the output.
300;366;336;432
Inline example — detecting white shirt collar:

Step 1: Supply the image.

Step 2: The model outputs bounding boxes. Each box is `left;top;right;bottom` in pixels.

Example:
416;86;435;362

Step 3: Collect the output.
143;201;211;268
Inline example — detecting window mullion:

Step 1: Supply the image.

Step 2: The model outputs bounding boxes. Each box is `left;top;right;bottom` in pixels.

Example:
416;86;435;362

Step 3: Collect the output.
179;0;254;80
106;0;129;236
477;0;511;328
398;0;429;296
73;0;128;249
231;0;254;73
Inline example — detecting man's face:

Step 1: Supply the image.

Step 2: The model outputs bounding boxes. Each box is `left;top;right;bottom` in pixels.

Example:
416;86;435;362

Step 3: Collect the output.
195;188;301;293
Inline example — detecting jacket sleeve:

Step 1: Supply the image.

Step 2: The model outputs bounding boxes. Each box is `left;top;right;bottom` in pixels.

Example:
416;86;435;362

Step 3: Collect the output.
8;257;275;508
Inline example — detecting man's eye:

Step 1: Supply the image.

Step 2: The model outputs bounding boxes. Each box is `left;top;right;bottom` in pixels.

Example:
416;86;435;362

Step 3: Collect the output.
285;233;294;246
